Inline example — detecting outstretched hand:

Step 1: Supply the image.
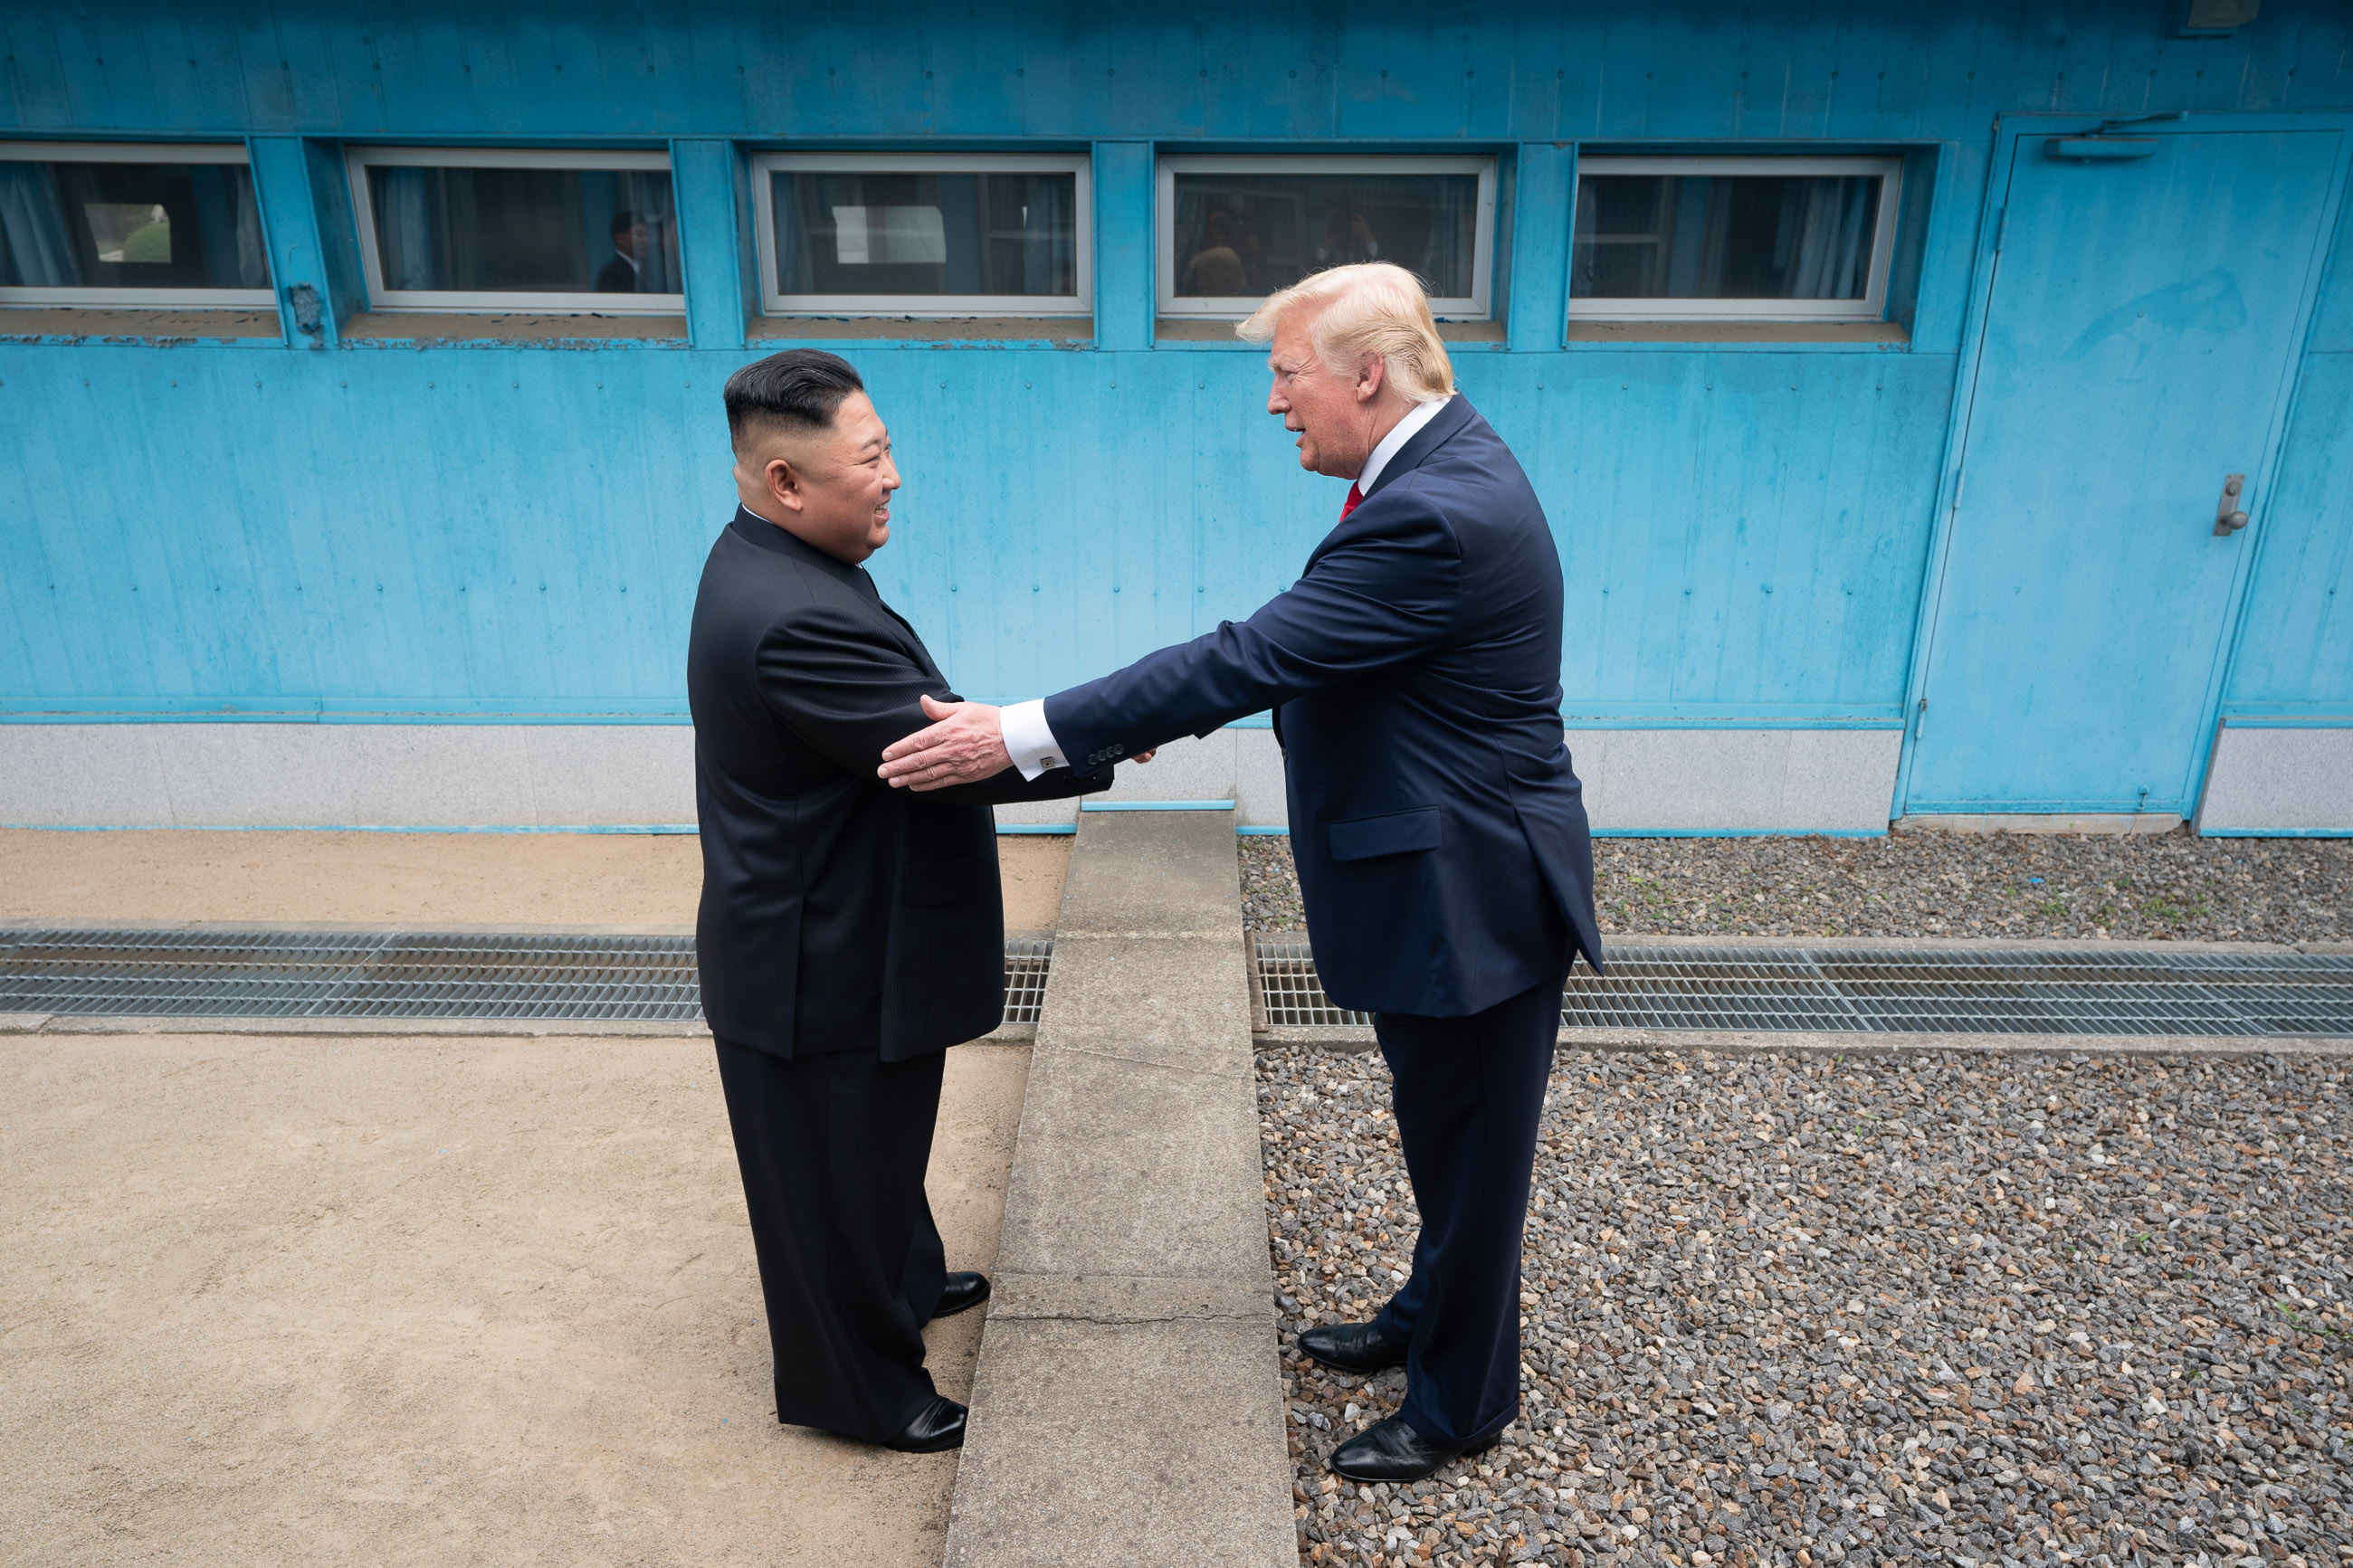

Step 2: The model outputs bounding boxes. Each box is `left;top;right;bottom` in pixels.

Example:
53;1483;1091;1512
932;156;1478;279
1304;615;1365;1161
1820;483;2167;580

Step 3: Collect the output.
879;695;1013;791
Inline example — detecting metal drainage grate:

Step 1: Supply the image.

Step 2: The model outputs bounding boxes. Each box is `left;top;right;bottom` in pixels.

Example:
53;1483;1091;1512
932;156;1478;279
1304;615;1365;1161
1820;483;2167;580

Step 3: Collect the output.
0;929;1053;1027
1003;937;1053;1025
1259;941;1373;1028
1253;938;2353;1038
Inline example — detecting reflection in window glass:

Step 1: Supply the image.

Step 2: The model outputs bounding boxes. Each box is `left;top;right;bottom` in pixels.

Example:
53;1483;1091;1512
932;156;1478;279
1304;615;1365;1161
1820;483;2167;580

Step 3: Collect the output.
1572;173;1881;300
1170;172;1481;300
0;158;269;290
366;166;679;295
770;171;1077;297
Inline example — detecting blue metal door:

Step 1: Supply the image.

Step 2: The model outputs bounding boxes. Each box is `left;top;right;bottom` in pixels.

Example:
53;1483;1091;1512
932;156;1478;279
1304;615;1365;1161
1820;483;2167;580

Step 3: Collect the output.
1901;125;2342;818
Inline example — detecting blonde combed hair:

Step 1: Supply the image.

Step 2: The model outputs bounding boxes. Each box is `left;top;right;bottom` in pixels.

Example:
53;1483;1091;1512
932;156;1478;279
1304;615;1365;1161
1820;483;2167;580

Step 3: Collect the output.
1235;262;1456;404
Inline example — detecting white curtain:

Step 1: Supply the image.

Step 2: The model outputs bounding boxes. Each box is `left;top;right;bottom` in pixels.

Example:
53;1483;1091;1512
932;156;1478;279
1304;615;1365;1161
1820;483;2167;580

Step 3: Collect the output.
0;162;77;287
1787;176;1873;300
1021;174;1070;296
371;166;438;291
1414;175;1481;299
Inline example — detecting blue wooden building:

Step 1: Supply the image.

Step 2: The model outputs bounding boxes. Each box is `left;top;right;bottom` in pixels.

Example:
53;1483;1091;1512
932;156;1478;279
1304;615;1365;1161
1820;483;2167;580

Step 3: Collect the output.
3;1;2349;836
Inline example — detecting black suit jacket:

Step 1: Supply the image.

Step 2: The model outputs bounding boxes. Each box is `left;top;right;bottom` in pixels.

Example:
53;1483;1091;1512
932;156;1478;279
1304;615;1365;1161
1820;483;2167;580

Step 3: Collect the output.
688;508;1110;1060
596;253;638;292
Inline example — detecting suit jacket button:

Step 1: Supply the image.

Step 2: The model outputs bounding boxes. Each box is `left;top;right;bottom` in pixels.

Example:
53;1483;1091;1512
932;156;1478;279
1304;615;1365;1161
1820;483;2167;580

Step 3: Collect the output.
1112;744;1125;756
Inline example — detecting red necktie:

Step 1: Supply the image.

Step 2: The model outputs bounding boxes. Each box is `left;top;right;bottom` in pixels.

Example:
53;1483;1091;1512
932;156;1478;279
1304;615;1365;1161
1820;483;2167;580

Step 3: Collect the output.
1340;482;1364;521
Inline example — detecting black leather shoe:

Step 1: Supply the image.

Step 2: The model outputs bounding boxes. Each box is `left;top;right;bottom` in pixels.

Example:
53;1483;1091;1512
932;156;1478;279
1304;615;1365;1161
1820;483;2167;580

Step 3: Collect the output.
930;1271;991;1322
1298;1319;1406;1373
1328;1414;1495;1484
883;1395;967;1453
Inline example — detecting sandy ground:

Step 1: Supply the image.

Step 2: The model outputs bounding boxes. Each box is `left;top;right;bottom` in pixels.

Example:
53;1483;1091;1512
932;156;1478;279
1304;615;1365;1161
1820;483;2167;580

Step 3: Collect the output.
0;830;1072;931
0;1031;1029;1566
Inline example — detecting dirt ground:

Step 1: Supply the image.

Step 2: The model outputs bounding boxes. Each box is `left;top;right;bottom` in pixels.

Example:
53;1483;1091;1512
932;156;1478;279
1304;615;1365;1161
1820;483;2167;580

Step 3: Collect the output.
0;829;1072;931
0;1031;1030;1566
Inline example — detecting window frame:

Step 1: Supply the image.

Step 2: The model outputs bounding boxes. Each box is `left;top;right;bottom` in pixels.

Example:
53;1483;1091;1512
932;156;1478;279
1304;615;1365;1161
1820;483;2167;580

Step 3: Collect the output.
750;152;1093;318
0;140;276;309
345;145;685;316
1568;155;1904;322
1156;153;1498;322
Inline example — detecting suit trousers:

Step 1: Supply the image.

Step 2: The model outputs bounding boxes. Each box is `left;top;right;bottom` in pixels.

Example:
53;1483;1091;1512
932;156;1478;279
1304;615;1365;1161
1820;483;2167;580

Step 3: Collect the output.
1367;964;1565;1447
713;1038;948;1442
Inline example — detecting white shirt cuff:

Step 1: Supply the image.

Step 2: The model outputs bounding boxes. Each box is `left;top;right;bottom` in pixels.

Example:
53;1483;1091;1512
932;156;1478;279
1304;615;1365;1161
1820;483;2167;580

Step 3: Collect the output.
1000;698;1068;782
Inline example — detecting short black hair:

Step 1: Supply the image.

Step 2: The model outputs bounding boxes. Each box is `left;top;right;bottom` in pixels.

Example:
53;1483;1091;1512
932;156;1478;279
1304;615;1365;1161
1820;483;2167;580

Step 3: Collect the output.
609;210;641;237
724;350;866;447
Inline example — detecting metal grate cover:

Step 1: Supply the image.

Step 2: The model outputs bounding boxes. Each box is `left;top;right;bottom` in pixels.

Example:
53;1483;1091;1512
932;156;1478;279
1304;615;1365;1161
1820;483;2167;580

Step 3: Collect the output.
0;929;1052;1026
1255;938;2353;1038
1003;938;1053;1025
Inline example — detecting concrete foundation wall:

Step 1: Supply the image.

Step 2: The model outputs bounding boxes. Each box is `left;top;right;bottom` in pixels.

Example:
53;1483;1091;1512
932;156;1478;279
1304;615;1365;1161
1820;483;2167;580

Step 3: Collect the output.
0;724;698;828
2196;726;2353;834
1568;727;1900;835
2;722;1914;832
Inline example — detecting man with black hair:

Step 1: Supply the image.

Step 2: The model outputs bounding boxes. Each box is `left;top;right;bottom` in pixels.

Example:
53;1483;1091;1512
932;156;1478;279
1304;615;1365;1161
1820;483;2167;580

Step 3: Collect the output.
687;349;1115;1452
597;211;649;292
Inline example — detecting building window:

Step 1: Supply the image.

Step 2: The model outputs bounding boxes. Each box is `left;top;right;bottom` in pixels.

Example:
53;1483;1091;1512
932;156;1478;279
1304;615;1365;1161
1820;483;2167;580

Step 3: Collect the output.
0;143;272;308
1158;156;1496;320
347;147;681;314
1570;156;1902;321
751;154;1090;318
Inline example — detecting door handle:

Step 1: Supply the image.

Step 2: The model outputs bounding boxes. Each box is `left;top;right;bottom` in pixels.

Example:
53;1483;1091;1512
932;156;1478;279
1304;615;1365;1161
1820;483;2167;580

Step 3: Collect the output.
2213;474;2249;537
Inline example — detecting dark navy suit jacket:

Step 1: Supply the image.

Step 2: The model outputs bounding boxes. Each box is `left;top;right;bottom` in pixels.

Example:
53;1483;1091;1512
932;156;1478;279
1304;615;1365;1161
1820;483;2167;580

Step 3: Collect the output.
1043;398;1602;1017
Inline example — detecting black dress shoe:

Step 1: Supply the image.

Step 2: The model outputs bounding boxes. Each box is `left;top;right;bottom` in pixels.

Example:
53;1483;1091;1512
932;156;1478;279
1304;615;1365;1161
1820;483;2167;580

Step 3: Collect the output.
1328;1414;1495;1483
883;1395;967;1453
930;1270;991;1321
1298;1319;1406;1373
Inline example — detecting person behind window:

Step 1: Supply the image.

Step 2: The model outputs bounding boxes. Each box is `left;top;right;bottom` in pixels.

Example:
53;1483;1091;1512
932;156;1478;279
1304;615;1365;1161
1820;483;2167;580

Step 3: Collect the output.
1315;208;1379;270
1181;208;1250;296
598;210;650;292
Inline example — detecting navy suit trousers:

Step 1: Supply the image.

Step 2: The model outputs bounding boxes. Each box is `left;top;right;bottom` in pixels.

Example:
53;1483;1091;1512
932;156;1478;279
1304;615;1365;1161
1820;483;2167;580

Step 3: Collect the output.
1367;965;1564;1447
713;1039;948;1442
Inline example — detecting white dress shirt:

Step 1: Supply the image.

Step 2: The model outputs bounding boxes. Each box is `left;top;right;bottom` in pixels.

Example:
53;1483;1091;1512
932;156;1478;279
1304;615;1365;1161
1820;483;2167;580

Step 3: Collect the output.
1001;394;1455;779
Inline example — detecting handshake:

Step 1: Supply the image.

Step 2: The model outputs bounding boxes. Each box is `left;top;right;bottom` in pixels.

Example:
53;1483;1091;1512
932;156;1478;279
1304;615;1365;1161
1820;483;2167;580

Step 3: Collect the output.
877;695;1153;791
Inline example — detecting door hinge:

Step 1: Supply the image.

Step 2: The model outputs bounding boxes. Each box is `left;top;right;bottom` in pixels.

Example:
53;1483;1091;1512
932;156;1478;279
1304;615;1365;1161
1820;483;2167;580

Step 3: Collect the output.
1994;206;2009;253
1952;469;1966;510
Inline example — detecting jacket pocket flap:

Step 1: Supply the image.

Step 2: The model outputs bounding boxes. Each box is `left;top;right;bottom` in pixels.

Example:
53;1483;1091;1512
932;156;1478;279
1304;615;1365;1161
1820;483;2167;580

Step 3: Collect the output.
1327;806;1442;862
903;853;995;908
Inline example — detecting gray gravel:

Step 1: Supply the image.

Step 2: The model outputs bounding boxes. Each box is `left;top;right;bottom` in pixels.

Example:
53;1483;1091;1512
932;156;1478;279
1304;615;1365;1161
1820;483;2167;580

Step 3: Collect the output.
1260;1045;2352;1567
1240;833;2351;945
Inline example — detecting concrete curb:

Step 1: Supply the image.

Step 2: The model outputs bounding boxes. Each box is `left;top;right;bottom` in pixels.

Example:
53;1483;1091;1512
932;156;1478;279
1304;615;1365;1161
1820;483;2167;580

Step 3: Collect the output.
945;809;1292;1568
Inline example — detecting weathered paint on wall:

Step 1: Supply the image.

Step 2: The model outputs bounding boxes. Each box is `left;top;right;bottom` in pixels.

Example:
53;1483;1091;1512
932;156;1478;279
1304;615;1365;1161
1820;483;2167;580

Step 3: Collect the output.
2;1;2349;830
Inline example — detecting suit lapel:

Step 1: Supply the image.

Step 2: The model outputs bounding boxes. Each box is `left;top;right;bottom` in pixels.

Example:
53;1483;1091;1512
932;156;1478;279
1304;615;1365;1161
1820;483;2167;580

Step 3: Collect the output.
1300;398;1484;574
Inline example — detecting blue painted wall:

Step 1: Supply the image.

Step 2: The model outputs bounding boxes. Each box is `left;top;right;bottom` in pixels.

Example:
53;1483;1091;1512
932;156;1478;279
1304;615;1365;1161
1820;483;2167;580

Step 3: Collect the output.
2;2;2348;806
2228;191;2353;723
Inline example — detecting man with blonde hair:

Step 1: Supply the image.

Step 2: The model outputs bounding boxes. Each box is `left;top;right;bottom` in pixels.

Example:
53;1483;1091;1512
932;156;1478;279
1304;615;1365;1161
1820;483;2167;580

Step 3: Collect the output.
876;261;1602;1482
